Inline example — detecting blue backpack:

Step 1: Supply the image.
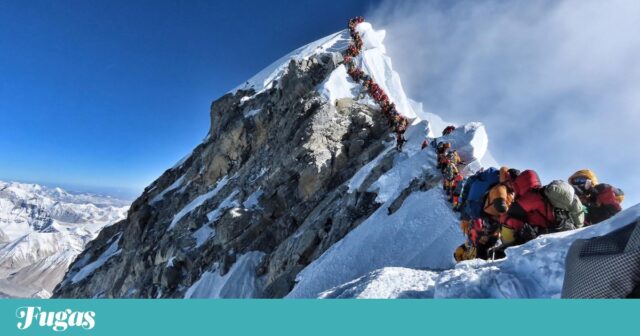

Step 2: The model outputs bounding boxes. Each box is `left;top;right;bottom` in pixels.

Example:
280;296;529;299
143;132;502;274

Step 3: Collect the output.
461;167;500;220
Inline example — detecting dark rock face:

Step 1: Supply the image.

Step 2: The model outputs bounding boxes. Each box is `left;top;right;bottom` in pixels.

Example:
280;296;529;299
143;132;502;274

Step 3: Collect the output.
53;54;400;298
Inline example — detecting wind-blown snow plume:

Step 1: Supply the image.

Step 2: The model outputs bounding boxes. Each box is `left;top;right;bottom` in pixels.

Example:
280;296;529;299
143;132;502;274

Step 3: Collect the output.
367;0;640;206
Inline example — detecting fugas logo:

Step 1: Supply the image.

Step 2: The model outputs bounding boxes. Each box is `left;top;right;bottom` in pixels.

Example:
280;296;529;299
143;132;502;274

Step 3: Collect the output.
16;306;95;332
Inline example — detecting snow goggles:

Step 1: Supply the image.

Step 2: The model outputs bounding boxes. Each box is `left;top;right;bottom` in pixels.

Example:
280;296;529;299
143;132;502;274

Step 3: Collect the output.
571;176;590;186
571;176;592;190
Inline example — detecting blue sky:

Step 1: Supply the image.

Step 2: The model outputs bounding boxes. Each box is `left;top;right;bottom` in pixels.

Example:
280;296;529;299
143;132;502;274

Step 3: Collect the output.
0;0;379;198
1;0;637;206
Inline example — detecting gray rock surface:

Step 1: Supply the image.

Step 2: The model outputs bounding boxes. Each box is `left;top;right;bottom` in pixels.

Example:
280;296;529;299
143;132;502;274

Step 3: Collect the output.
54;54;408;298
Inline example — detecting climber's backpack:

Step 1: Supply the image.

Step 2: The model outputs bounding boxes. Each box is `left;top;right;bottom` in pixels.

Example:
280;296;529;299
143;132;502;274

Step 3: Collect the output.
543;180;585;231
461;167;500;220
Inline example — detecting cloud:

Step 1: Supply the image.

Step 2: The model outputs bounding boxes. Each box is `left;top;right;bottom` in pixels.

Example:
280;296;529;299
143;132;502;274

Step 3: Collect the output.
367;0;640;206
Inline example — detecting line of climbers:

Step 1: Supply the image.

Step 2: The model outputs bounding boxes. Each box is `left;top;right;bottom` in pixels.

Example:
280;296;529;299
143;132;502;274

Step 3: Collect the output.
345;17;626;264
344;17;409;151
455;166;624;261
423;127;625;262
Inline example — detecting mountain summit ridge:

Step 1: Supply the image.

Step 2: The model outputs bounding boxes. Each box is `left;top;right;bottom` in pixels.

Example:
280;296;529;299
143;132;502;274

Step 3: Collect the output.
58;21;602;299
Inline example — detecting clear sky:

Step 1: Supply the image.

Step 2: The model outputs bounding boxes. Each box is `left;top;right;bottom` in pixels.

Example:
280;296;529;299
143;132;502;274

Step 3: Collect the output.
0;0;380;198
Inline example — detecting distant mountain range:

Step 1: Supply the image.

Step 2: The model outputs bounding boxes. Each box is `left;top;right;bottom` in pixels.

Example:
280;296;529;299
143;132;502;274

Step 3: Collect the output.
0;180;129;298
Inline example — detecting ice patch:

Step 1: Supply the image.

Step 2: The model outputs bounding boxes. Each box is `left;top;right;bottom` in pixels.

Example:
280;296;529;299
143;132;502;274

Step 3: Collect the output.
150;175;186;204
244;108;262;118
184;251;266;298
171;151;193;170
206;190;240;223
71;235;121;284
242;189;264;210
168;176;231;230
232;30;350;95
347;145;393;193
319;65;360;104
287;188;462;298
192;225;216;248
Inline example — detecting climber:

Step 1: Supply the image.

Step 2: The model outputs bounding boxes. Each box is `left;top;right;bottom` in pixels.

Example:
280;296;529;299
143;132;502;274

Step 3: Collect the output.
499;170;557;247
346;44;360;57
436;142;451;171
462;167;520;260
381;101;395;117
447;149;463;168
458;167;500;222
349;16;364;30
569;169;624;225
353;34;364;50
370;83;383;102
452;176;466;211
443;150;462;198
421;133;436;150
421;138;429;150
454;240;477;263
442;125;456;136
379;93;389;106
483;167;519;221
347;64;364;82
399;116;409;132
454;167;512;262
395;132;406;151
442;159;459;196
363;79;372;90
450;174;464;205
468;216;503;260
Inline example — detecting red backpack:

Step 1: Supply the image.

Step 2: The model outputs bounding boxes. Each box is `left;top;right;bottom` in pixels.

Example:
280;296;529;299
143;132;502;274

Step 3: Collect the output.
512;170;542;197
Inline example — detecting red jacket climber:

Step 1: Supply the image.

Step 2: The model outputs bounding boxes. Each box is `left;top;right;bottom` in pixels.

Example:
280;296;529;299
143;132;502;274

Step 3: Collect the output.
442;125;456;136
569;169;624;225
501;170;556;244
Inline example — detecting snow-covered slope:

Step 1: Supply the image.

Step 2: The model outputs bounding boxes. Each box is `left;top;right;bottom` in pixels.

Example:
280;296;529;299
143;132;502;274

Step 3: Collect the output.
283;22;494;298
0;181;129;298
233;30;350;95
287;123;487;298
320;204;640;298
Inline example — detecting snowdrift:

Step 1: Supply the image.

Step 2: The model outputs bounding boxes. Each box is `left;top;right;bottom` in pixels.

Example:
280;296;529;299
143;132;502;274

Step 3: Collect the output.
320;204;640;298
287;123;490;298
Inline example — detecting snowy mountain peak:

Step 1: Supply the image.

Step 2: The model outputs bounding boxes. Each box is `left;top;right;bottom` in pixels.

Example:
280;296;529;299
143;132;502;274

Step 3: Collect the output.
51;19;491;299
0;180;129;298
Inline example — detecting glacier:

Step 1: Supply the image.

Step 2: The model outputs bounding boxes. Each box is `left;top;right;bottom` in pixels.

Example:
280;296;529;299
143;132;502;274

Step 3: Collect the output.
0;181;129;298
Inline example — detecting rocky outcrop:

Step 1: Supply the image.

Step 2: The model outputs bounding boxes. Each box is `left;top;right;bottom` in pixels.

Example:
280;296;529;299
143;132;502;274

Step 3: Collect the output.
54;53;405;298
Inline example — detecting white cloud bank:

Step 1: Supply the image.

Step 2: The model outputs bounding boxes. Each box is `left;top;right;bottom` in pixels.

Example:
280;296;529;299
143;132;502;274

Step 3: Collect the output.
367;0;640;206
